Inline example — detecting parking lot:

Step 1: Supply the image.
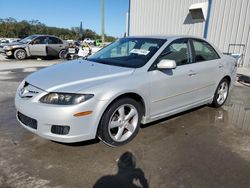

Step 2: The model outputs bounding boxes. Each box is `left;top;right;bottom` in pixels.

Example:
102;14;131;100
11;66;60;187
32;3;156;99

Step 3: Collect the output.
0;55;250;188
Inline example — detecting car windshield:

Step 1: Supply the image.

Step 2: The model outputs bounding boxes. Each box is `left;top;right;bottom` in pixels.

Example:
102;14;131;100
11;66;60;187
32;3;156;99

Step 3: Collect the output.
19;35;38;44
87;38;166;68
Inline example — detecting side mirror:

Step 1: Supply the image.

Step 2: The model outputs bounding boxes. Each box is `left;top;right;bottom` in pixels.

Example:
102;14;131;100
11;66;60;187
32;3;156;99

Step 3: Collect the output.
157;59;176;69
30;41;34;45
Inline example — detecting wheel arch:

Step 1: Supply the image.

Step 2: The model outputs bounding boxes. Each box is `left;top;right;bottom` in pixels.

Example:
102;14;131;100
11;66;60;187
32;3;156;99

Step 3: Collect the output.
110;92;146;116
58;49;67;59
95;92;147;135
13;48;28;59
96;92;146;145
100;92;147;119
13;48;26;53
214;75;232;95
211;75;231;108
223;75;231;86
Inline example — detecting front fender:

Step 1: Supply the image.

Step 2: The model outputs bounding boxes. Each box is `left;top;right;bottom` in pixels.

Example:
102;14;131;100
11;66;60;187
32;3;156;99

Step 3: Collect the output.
81;72;151;118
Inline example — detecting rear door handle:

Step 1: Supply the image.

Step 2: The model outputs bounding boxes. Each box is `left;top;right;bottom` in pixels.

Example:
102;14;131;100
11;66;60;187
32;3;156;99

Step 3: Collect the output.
188;70;197;76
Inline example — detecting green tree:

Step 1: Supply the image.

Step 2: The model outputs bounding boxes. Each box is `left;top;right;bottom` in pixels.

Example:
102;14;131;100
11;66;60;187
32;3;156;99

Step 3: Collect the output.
0;17;116;42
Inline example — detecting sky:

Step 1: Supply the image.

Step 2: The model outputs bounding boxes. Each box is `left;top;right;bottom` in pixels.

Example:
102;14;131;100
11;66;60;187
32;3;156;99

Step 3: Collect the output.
0;0;129;37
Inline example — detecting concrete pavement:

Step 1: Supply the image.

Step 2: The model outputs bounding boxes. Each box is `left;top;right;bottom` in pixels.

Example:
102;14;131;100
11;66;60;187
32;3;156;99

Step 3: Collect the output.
0;57;250;187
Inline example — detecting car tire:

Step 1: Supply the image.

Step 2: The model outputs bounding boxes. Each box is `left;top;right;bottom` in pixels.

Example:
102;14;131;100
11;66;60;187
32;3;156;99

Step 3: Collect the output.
72;55;78;59
14;49;27;60
59;49;66;59
211;78;229;108
98;97;142;147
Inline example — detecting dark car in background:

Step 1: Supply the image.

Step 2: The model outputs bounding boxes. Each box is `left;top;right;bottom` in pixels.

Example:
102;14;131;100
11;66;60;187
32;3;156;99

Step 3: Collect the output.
2;35;67;60
0;38;20;53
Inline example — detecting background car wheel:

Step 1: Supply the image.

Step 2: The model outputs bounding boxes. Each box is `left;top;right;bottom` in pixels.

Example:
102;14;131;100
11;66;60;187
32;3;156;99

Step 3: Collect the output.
5;56;13;59
98;97;143;147
59;49;66;59
72;55;79;59
14;49;27;60
212;78;229;108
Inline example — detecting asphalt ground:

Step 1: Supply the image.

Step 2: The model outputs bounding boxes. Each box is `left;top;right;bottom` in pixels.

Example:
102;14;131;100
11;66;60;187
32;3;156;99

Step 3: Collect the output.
0;55;250;188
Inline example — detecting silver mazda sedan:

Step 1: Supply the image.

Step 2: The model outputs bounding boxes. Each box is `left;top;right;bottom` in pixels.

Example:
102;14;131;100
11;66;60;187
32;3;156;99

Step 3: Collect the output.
15;35;237;146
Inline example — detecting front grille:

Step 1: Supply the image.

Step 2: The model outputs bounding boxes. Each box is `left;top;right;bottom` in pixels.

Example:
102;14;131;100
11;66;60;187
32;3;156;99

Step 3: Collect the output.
51;125;70;135
19;82;41;99
17;112;37;129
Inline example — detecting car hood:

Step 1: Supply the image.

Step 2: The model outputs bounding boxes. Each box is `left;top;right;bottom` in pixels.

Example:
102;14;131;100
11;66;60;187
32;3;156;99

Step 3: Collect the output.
26;60;135;93
3;42;26;47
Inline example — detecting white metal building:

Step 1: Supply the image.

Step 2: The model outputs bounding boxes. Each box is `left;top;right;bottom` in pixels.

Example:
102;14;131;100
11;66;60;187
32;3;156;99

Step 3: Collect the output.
128;0;250;67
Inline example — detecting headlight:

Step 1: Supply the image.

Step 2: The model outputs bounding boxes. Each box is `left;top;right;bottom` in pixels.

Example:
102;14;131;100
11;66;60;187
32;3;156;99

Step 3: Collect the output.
39;93;94;105
3;46;13;50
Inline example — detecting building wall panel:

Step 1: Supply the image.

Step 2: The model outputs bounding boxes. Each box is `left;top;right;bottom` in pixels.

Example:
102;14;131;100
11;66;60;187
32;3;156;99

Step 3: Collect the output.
130;0;206;37
129;0;250;67
207;0;250;67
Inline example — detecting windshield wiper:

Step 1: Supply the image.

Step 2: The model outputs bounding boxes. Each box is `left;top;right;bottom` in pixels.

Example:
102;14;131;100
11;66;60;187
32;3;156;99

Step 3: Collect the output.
86;58;107;65
96;60;109;65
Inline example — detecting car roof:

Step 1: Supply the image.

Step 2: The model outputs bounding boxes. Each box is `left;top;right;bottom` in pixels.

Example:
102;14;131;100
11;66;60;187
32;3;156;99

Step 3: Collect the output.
127;35;205;41
126;35;223;56
30;34;60;38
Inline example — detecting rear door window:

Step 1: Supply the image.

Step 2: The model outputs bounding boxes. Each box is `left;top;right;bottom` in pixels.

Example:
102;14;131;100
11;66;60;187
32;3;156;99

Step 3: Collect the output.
192;39;220;62
48;37;63;44
32;36;47;44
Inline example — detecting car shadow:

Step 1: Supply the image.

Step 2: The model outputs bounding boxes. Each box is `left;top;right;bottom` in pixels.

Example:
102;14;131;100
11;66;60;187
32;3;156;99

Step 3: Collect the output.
93;151;149;188
140;105;206;129
52;138;100;147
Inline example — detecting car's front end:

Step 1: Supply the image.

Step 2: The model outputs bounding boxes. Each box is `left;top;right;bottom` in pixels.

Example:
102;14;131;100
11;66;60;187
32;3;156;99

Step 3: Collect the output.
1;42;27;58
14;59;136;143
3;45;15;57
15;80;108;143
15;37;167;145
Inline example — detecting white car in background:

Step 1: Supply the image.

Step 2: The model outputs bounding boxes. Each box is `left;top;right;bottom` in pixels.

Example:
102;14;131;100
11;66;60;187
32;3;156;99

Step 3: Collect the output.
0;38;19;53
83;38;95;44
15;35;237;146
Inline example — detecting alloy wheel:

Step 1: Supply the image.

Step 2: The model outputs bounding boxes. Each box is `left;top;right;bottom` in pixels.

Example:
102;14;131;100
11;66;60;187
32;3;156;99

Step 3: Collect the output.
108;104;139;142
216;81;228;105
17;51;26;59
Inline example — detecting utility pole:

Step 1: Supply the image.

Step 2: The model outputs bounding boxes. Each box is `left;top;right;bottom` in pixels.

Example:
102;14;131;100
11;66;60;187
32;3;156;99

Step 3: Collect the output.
80;21;83;40
101;0;105;45
125;12;129;37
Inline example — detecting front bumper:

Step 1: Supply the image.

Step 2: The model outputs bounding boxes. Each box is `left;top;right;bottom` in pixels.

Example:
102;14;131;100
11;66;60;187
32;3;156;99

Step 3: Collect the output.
5;50;12;56
15;87;107;143
1;50;13;56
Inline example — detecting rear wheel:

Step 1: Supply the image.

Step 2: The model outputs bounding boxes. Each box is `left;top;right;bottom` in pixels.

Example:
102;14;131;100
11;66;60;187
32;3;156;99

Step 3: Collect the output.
212;78;229;108
59;49;66;59
98;98;142;146
14;49;27;60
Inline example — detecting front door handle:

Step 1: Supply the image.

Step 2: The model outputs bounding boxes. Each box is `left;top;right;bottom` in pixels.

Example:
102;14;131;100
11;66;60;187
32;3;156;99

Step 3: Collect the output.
219;63;224;68
188;70;197;76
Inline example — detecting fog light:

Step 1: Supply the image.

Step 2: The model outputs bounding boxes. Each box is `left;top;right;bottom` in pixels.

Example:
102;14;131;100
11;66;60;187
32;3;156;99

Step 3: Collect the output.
51;125;70;135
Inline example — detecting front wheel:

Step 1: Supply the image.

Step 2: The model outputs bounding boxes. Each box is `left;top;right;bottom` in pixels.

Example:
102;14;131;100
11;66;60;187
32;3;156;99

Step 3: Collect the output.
14;49;27;60
98;98;142;147
212;78;229;108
